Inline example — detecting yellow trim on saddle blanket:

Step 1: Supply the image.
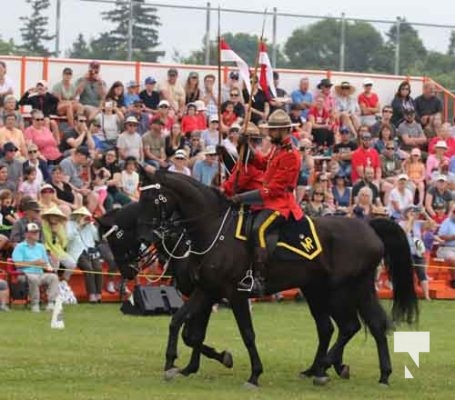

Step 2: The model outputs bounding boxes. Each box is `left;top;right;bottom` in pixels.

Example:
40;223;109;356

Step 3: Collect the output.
235;204;247;241
276;216;322;260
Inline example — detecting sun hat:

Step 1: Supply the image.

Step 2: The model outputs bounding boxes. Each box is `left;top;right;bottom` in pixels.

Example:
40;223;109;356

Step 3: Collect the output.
71;207;92;218
40;183;55;192
259;109;297;129
125;116;139;124
435;140;448;149
41;206;67;221
335;81;356;96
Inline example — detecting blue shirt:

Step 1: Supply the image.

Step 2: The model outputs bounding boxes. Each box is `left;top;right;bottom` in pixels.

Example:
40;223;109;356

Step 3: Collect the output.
449;155;455;174
438;217;455;247
291;90;313;120
12;240;50;274
193;159;218;186
124;93;140;107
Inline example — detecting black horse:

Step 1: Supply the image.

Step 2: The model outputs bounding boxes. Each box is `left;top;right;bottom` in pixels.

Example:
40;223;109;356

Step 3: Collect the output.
97;202;235;375
99;202;365;384
100;170;418;387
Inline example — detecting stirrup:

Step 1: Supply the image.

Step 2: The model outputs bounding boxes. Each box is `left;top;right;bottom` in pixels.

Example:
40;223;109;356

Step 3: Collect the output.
237;269;254;292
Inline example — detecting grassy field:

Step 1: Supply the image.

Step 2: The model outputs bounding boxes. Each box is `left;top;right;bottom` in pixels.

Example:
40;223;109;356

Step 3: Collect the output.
0;300;453;400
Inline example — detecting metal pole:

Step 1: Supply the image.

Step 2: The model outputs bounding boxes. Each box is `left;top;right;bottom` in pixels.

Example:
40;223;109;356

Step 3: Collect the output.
272;7;277;67
127;0;134;61
55;0;61;57
339;12;346;71
205;2;211;65
394;17;401;75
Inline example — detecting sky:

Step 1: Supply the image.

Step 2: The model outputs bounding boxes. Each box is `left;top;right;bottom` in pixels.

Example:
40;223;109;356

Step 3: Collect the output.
4;0;455;62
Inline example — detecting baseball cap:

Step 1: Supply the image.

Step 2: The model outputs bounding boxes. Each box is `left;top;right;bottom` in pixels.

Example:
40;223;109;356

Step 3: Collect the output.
194;100;207;111
204;145;217;155
229;123;241;132
340;126;350;134
26;222;40;232
436;174;448;182
158;100;170;108
40;183;55;192
435;140;448;149
36;80;48;88
3;142;18;152
397;174;409;181
168;68;178;76
127;80;139;88
363;78;374;86
188;71;199;79
229;71;239;80
145;76;157;85
174;149;187;159
125;116;139;124
210;115;219;123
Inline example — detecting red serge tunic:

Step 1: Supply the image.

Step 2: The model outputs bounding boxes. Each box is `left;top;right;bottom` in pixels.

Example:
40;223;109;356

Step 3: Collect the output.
223;162;264;196
252;137;303;220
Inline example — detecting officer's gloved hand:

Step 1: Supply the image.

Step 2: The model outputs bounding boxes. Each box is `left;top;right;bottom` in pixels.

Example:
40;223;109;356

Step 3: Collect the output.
230;194;241;204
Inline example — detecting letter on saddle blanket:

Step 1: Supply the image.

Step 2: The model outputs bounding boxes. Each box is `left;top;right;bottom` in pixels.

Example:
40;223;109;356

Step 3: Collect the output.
234;206;322;261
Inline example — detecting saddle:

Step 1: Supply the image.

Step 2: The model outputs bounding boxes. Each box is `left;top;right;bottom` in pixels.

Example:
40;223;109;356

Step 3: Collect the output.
234;205;322;261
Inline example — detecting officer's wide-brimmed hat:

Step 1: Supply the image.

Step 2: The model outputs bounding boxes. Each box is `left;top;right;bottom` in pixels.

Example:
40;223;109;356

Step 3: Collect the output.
259;109;298;129
243;122;262;137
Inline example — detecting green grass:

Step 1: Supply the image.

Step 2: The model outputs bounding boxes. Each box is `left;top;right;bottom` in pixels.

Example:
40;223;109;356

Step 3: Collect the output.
0;300;453;400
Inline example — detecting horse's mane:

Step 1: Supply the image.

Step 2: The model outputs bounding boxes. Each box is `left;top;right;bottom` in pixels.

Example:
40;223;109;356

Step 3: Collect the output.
154;170;230;212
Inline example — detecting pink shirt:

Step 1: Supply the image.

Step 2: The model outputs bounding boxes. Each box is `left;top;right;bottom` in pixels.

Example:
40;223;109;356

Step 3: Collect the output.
24;126;62;161
425;154;449;180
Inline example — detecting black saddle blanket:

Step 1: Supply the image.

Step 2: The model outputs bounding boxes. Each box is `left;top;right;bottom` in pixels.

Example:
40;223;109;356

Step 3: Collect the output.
234;207;322;261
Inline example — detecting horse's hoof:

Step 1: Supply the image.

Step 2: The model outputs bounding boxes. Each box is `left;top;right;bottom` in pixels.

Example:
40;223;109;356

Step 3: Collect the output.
164;367;181;381
299;368;316;378
379;381;390;388
243;382;259;390
222;351;234;369
313;375;330;386
339;364;350;380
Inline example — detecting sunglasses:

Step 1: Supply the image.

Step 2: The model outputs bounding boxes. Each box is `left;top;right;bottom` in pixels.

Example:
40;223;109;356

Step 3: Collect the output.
28;150;38;154
34;118;44;121
383;110;393;113
191;138;200;141
314;192;324;195
230;93;239;97
41;189;54;194
362;137;372;141
78;119;87;123
386;147;395;150
159;105;169;109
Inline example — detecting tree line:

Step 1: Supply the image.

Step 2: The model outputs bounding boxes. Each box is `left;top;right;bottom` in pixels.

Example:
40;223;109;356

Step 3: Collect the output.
3;1;455;89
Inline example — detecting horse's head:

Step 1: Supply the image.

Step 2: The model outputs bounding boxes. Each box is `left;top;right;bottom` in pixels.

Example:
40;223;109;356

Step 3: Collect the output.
97;203;152;280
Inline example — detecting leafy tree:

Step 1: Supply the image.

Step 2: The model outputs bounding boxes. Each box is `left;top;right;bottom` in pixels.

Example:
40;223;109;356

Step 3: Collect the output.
284;19;391;72
101;0;164;61
447;31;455;57
19;0;54;56
0;37;16;55
386;19;426;75
67;34;92;59
181;32;286;67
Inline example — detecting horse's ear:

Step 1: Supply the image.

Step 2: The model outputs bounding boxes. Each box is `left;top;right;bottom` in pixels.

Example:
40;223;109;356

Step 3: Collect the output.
97;209;118;227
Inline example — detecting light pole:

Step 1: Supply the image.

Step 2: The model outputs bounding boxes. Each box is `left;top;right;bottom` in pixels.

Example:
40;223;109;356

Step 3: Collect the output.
55;0;62;57
127;0;133;60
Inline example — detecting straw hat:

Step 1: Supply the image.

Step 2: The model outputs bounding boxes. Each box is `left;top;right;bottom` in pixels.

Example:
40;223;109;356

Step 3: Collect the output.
259;109;298;129
244;122;261;137
41;206;67;221
71;207;92;218
334;81;356;96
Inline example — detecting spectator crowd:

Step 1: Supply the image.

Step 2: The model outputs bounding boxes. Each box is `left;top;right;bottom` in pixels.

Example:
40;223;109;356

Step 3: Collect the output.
0;58;454;309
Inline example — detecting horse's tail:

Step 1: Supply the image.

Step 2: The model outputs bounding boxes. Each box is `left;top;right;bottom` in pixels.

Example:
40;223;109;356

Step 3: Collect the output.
369;217;419;325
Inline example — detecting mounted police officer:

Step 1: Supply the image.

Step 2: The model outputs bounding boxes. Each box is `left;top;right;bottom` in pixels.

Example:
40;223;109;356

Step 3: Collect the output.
231;110;303;296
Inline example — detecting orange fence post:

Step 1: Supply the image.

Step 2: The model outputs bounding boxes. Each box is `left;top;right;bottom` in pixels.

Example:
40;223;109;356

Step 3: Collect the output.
43;57;49;81
135;61;141;85
326;70;332;80
444;94;449;123
20;56;27;97
222;66;228;84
